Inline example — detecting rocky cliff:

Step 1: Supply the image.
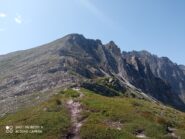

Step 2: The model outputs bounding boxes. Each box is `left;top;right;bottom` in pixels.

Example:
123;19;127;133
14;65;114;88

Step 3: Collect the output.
0;34;185;115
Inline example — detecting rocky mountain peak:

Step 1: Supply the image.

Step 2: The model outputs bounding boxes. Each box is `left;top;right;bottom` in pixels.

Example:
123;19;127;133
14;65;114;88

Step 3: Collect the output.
138;50;152;56
0;34;185;113
105;41;121;56
95;39;102;45
63;33;85;41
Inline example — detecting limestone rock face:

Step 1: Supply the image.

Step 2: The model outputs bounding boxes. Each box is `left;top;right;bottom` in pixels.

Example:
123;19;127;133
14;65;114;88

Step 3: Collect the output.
123;51;185;107
0;34;185;115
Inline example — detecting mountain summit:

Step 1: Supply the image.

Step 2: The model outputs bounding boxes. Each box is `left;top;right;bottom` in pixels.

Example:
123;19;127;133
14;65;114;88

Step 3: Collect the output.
0;34;185;116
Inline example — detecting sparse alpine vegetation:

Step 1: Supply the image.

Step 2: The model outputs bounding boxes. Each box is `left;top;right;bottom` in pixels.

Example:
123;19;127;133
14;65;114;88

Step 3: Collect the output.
0;88;185;139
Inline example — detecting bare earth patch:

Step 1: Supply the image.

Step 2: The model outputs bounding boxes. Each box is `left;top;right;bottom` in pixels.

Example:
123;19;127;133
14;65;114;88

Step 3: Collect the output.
65;89;84;139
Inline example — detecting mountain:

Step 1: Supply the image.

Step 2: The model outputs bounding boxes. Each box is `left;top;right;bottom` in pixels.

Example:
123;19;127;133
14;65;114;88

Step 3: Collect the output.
0;33;185;117
123;51;185;108
123;51;185;110
1;33;185;139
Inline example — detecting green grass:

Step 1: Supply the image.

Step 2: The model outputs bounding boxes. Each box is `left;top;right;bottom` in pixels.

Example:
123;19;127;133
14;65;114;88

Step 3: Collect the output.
79;89;185;139
60;89;80;98
0;88;185;139
0;93;71;139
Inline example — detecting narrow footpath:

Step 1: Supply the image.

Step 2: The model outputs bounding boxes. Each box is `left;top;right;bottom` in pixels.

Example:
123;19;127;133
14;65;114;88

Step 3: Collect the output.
65;88;84;139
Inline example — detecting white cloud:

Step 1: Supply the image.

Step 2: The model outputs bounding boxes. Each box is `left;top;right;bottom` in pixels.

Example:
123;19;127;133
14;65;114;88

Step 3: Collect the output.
0;12;7;18
14;14;22;24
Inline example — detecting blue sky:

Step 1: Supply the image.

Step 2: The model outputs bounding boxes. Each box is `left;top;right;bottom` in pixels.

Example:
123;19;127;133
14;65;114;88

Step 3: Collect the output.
0;0;185;64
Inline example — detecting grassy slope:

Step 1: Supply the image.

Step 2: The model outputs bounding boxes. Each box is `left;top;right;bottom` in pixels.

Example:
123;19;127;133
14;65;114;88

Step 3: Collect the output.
0;89;185;139
0;92;71;139
80;89;185;139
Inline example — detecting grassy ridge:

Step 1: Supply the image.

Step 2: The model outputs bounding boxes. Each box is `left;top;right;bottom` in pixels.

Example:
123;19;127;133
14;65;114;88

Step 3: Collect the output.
0;88;185;139
80;89;185;139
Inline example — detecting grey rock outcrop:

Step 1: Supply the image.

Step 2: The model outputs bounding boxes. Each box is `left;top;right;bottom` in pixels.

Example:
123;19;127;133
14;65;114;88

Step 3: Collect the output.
0;33;185;115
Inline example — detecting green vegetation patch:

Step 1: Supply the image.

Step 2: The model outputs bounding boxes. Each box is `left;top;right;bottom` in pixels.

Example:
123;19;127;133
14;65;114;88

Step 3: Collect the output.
0;88;185;139
79;89;185;139
0;94;71;139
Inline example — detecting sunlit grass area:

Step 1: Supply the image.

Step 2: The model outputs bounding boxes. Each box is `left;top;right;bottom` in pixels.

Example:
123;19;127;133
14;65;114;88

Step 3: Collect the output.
80;89;185;139
0;88;185;139
0;93;71;139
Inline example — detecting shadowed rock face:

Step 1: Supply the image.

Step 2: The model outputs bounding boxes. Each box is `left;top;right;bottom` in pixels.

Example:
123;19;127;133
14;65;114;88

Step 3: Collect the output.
179;65;185;74
0;33;185;114
123;51;185;106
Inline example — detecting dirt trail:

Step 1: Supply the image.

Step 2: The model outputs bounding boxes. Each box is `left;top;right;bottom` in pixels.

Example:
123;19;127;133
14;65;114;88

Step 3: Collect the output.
65;89;84;139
